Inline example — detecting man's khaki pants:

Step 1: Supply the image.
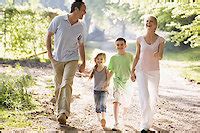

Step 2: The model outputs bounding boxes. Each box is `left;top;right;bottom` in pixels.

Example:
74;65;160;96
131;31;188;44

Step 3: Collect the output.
51;60;78;118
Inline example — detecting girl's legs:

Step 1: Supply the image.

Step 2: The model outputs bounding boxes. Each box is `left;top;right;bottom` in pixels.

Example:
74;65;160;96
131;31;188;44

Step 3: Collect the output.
101;112;106;120
100;91;107;128
101;112;106;128
94;91;101;121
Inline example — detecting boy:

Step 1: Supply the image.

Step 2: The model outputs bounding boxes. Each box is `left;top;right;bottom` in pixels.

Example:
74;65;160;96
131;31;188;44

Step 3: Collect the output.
108;38;133;130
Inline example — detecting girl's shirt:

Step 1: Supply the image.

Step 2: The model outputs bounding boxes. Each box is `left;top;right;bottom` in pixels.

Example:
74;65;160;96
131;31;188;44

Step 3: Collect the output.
136;36;165;72
94;66;107;91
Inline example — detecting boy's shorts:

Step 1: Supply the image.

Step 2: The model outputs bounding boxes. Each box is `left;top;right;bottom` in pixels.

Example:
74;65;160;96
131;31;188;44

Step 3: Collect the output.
113;80;132;108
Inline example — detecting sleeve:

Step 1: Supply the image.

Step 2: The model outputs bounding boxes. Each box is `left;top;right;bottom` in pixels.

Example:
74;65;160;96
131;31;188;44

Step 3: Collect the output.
48;16;60;33
78;31;84;44
159;36;166;44
78;24;85;44
136;36;142;43
108;56;114;72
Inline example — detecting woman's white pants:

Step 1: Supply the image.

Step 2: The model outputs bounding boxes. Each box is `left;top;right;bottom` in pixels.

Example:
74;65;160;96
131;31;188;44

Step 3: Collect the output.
136;70;160;130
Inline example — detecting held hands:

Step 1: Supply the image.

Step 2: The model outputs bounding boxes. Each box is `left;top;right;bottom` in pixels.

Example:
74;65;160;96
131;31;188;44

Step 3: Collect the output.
131;71;136;82
102;81;110;91
78;62;85;73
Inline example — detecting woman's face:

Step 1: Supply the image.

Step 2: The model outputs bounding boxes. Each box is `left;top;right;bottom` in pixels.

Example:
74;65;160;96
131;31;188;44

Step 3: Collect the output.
145;16;157;31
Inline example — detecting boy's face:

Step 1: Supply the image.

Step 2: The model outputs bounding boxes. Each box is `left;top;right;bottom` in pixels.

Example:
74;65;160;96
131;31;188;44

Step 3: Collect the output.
115;40;127;52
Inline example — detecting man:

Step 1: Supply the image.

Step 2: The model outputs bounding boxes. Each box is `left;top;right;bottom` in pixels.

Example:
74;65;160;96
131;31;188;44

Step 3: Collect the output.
46;0;86;125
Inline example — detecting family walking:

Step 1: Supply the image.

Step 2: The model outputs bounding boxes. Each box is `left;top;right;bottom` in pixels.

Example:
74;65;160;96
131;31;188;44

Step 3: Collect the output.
46;0;165;132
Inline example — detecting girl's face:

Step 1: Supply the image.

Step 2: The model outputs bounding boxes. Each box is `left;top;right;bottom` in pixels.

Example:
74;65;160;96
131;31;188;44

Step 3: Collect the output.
145;16;157;31
95;55;105;66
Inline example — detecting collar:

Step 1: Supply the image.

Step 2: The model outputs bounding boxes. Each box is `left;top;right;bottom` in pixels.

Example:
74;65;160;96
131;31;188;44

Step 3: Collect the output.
64;14;80;25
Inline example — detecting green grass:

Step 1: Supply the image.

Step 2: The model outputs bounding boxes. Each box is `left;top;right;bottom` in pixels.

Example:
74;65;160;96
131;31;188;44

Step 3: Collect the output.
0;65;36;110
0;108;32;130
164;46;200;83
164;47;200;61
181;65;200;83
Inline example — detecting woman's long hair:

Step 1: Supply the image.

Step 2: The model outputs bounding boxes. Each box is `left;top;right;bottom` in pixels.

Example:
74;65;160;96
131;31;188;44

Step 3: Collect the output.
89;53;106;79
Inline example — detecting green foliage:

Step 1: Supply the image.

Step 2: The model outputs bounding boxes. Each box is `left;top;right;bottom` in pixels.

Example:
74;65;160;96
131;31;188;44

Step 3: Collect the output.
182;65;200;83
0;5;60;59
0;108;32;129
163;3;200;47
128;3;200;48
105;2;131;21
129;5;143;25
0;65;35;110
85;0;107;20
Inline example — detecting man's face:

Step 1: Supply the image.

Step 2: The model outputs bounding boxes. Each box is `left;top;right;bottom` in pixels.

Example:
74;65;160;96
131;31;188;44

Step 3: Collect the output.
77;4;86;19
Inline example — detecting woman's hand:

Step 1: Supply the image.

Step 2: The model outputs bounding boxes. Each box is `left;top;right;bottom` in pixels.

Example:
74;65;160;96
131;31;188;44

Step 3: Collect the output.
153;51;161;60
131;72;136;82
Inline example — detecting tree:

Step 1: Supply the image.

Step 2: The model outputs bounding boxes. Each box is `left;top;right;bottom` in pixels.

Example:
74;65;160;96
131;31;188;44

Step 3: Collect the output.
105;2;131;37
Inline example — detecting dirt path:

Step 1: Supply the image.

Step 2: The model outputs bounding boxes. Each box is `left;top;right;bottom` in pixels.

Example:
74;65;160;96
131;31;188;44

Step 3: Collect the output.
1;60;200;132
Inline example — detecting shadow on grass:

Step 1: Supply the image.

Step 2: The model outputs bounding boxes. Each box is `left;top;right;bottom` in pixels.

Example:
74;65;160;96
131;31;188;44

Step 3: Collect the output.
0;58;51;68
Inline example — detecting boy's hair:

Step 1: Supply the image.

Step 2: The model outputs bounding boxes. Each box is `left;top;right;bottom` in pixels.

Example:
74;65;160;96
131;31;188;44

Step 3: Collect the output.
70;0;85;13
116;37;126;44
89;53;106;79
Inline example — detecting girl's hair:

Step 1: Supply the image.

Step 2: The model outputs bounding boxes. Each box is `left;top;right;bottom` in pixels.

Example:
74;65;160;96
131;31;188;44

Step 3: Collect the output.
116;37;126;44
89;53;106;79
70;0;85;13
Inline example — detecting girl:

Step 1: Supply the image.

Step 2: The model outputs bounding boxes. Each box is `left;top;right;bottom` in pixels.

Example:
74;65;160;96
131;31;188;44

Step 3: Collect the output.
89;53;109;128
131;15;165;132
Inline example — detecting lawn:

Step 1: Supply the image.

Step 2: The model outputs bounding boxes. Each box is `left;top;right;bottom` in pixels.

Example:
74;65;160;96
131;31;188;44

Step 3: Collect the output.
164;46;200;83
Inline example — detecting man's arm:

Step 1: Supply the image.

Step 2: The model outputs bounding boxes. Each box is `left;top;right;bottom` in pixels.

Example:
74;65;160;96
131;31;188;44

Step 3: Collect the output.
78;42;85;73
46;31;54;60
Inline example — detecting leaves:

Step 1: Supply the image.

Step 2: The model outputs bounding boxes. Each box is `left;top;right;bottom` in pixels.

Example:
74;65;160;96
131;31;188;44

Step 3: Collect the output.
128;2;200;48
0;6;59;59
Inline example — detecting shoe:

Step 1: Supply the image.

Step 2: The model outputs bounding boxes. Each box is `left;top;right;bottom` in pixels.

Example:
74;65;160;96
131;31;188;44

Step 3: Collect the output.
101;118;106;128
112;123;120;131
57;113;67;125
141;129;149;133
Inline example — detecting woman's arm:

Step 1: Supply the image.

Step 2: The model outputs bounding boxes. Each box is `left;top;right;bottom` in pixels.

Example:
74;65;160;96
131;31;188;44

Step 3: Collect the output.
131;40;140;82
154;41;165;60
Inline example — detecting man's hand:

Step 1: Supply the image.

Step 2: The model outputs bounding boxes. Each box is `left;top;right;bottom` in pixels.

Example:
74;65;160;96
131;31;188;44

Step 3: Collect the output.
78;62;85;73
